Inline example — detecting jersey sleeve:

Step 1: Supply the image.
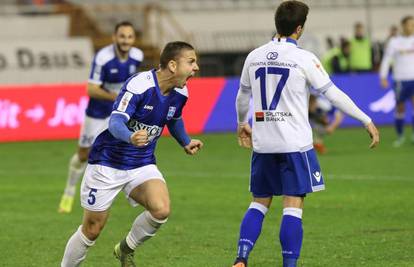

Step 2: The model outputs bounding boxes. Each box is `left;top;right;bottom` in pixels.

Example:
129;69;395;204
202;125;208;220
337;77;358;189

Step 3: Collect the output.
240;53;252;90
304;53;333;93
172;86;189;119
88;55;107;85
379;39;396;79
111;81;142;120
172;98;187;120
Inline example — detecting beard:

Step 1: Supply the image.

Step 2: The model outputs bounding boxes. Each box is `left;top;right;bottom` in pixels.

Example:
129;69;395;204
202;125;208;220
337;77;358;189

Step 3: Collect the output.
116;43;130;54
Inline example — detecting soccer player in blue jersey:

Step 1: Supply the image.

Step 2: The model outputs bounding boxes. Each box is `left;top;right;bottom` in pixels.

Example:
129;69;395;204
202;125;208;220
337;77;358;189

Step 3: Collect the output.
232;1;379;267
61;41;202;267
58;21;144;213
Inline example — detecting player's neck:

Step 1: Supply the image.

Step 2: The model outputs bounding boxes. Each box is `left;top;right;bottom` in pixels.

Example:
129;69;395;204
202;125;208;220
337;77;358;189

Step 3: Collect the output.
275;33;299;41
155;70;175;95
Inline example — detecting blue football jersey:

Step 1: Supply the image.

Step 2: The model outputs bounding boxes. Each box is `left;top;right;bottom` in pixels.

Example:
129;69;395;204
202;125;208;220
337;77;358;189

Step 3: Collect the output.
89;70;188;170
86;44;144;118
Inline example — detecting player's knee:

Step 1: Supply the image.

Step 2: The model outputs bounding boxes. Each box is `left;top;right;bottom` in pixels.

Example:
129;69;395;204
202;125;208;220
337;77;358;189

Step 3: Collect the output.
77;148;90;162
82;220;104;240
148;201;170;220
396;103;405;113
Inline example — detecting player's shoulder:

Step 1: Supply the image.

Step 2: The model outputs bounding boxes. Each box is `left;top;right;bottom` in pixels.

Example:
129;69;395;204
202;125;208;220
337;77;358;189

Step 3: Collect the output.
295;46;318;60
126;70;155;94
293;48;321;67
94;44;116;65
174;86;188;98
129;47;144;62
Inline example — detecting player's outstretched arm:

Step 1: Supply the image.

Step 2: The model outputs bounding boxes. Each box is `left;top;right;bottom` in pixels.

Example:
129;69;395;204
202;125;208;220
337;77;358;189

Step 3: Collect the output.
167;118;191;146
237;123;252;148
167;118;203;155
365;121;380;149
323;84;380;148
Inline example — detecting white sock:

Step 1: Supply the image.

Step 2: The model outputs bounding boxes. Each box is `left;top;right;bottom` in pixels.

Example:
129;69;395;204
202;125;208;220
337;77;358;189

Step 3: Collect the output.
63;154;87;196
125;211;167;250
61;226;95;267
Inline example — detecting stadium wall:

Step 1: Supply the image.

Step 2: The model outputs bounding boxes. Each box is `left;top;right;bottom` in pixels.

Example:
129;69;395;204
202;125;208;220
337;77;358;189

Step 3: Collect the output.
0;38;93;84
168;6;414;54
0;73;404;142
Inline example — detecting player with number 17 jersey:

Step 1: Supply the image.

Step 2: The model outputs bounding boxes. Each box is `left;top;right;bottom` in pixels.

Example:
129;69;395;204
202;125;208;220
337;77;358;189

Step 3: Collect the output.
240;37;334;153
233;2;379;267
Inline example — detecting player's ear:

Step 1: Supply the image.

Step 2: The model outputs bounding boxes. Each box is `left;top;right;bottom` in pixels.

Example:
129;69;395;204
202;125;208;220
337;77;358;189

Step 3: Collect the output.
296;25;303;35
168;60;177;73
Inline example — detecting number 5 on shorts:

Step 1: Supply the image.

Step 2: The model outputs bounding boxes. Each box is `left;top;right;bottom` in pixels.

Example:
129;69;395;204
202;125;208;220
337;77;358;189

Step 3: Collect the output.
88;188;97;205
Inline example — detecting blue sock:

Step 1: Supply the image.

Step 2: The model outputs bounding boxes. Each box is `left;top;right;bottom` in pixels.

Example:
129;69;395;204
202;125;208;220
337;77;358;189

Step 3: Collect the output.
395;113;404;137
236;202;268;261
279;208;303;267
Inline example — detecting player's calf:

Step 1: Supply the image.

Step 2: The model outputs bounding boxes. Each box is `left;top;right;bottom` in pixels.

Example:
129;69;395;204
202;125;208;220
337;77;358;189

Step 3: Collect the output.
233;202;269;266
279;207;303;267
61;226;95;267
115;210;168;266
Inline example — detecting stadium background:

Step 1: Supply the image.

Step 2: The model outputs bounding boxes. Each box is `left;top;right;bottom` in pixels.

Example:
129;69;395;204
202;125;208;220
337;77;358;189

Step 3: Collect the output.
0;0;413;266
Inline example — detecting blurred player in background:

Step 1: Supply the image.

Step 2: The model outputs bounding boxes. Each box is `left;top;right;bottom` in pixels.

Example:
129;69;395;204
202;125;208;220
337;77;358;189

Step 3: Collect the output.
309;94;344;154
61;41;202;267
379;15;414;147
58;21;143;213
233;1;379;267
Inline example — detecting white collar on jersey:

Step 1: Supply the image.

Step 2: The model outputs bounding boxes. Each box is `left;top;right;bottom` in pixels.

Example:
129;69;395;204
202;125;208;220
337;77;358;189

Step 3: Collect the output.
272;37;298;46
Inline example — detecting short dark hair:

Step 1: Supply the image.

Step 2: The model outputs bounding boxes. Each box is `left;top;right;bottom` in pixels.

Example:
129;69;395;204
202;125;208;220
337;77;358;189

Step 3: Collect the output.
114;21;134;33
160;41;194;69
275;1;309;36
401;15;414;25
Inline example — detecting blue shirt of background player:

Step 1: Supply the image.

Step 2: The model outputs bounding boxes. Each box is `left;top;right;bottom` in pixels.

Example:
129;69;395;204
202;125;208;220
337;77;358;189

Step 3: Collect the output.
89;70;188;170
86;44;144;118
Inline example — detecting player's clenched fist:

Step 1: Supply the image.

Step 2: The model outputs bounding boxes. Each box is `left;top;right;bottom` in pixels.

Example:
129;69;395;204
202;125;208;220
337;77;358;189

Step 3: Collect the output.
184;139;203;155
130;130;149;147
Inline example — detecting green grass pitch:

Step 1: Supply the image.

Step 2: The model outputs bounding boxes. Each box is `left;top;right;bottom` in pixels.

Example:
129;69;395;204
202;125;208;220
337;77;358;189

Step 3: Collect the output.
0;127;413;266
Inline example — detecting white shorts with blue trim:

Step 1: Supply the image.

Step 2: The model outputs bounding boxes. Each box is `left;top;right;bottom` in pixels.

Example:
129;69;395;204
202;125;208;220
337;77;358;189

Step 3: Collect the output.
78;115;109;148
80;164;165;211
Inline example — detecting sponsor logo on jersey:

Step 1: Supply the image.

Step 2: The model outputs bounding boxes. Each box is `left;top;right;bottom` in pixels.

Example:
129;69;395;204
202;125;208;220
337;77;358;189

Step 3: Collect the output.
167;106;176;120
266;51;279;60
255;111;264;122
256;111;293;122
127;119;162;142
110;68;119;74
144;105;153;110
313;171;322;182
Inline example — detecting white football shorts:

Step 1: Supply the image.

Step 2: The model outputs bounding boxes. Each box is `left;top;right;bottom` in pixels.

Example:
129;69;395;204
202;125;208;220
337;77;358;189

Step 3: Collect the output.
78;115;109;147
80;164;165;211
